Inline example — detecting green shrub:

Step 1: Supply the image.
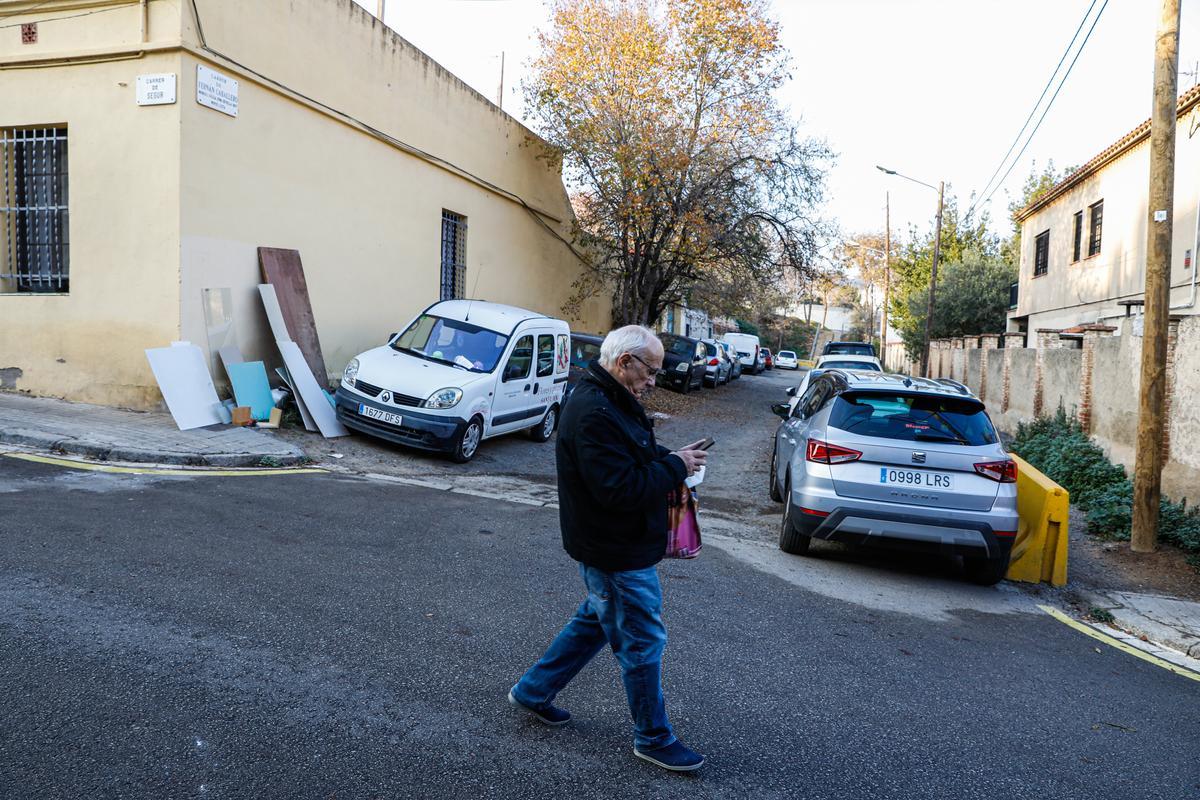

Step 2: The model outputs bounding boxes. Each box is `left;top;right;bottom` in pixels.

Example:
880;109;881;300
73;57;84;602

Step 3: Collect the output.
1010;407;1199;556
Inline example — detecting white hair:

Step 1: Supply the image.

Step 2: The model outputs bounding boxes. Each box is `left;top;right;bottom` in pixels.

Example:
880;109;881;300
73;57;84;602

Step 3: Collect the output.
599;325;661;368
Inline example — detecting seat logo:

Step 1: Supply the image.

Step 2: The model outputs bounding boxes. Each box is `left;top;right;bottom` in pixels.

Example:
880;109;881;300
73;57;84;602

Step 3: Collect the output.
911;451;926;463
380;391;392;404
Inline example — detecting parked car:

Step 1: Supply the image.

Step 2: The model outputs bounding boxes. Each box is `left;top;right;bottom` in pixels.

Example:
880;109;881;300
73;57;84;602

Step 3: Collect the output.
657;332;708;393
775;350;800;370
768;371;1018;585
335;300;570;463
701;339;733;387
816;353;883;372
822;340;877;358
722;332;762;374
762;348;775;370
720;341;743;379
756;348;768;373
564;332;603;403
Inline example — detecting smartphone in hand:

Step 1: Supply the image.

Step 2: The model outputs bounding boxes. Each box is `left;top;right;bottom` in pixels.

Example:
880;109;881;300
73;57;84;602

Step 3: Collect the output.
697;437;715;451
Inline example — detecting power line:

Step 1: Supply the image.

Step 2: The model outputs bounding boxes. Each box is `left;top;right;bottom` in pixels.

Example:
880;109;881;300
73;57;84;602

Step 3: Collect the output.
969;0;1108;219
968;0;1098;215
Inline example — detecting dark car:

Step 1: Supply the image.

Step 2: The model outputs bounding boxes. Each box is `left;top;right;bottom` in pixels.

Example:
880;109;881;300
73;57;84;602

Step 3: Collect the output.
657;332;708;393
564;332;604;403
822;341;876;358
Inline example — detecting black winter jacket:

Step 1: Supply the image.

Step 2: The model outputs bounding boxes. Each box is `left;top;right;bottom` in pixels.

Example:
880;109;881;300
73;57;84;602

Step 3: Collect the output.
556;362;688;572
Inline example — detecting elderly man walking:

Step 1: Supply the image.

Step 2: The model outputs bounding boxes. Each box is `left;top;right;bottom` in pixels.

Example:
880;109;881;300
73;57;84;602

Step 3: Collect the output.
507;325;709;772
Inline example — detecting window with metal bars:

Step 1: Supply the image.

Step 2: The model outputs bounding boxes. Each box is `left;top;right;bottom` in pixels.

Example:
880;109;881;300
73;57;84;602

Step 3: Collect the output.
1088;200;1103;257
1;127;69;293
440;210;467;301
1034;230;1049;277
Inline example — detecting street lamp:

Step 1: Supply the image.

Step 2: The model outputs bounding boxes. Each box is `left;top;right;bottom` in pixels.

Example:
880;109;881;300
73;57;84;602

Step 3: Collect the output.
877;165;944;378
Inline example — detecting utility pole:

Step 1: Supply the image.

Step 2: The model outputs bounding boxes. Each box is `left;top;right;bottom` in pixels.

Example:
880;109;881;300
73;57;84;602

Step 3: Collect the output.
883;192;891;365
919;182;945;377
1132;0;1181;553
376;0;386;22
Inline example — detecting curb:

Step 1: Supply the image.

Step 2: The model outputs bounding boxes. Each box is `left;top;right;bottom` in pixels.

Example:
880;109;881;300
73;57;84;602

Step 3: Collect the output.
1076;588;1200;660
0;430;308;469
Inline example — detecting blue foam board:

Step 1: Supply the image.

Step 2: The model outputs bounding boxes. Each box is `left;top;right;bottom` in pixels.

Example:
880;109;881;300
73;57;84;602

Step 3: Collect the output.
227;360;275;421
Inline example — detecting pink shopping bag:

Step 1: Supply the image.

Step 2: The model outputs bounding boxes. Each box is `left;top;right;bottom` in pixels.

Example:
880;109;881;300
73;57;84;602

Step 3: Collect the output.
665;484;702;559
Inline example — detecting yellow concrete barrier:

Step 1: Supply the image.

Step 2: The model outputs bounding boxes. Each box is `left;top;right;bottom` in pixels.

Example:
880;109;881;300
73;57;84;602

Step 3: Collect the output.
796;359;816;369
1006;454;1069;586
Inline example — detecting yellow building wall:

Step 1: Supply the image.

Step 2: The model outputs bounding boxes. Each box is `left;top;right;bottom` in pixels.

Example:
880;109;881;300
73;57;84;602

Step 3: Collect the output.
0;0;609;409
0;0;184;405
178;0;607;385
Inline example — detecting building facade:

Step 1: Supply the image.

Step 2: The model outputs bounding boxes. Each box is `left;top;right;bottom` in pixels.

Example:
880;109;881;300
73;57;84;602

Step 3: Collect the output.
1009;86;1200;337
0;0;608;409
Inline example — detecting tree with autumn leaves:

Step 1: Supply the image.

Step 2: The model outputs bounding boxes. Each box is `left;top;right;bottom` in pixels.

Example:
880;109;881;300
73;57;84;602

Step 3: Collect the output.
525;0;831;326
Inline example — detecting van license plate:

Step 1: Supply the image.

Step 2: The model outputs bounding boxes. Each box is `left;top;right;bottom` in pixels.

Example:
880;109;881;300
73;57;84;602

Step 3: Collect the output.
880;468;953;490
359;404;403;427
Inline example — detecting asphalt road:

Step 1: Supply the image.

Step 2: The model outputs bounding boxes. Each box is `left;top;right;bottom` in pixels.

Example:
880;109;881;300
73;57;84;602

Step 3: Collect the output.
2;451;1198;799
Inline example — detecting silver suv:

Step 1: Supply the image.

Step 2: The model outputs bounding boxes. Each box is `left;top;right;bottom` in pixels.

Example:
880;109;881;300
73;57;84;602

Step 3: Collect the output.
769;370;1018;585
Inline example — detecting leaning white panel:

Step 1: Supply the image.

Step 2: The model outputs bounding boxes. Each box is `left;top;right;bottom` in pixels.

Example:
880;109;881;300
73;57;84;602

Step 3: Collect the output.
278;340;348;438
258;284;292;342
145;342;224;430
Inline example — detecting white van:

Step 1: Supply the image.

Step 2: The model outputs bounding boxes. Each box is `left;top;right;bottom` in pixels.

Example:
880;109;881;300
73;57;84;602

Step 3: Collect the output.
721;332;762;374
335;300;571;462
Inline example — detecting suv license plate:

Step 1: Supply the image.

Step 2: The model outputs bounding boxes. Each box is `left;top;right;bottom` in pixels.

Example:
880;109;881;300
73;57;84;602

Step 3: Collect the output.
879;468;953;490
359;404;403;427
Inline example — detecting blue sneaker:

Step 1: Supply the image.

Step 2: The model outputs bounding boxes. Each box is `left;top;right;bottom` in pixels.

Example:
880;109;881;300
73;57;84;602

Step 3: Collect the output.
507;689;571;726
634;740;705;771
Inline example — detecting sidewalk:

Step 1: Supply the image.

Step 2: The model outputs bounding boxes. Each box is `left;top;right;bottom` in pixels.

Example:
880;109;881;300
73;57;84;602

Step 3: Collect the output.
1077;588;1200;660
0;392;306;468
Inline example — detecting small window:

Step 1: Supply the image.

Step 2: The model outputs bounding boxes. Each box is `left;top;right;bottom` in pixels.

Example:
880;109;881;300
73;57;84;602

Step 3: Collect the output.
1034;230;1050;277
1088;200;1103;257
440;210;467;301
503;335;533;382
1072;211;1083;263
536;334;555;377
1;127;69;293
556;334;570;373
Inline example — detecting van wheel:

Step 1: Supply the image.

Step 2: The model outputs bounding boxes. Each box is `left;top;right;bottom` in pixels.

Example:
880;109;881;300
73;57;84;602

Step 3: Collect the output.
450;416;484;463
779;484;811;555
529;405;558;443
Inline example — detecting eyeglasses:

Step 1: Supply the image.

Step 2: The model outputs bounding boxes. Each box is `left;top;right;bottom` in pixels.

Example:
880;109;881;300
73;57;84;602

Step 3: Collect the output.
628;353;660;375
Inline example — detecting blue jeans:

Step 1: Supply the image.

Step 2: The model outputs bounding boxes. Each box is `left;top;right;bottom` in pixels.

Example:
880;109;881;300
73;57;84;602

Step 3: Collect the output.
512;563;675;750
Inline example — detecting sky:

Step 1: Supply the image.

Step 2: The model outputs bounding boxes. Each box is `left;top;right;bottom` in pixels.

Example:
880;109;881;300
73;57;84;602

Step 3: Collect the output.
357;0;1200;247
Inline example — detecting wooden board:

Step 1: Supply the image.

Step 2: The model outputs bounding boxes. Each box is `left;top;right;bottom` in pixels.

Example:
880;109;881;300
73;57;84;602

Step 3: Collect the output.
258;247;329;389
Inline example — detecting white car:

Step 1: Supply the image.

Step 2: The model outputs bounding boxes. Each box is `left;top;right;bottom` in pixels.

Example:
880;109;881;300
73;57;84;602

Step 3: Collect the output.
335;300;570;462
775;350;800;369
722;332;762;374
814;353;883;372
785;355;883;414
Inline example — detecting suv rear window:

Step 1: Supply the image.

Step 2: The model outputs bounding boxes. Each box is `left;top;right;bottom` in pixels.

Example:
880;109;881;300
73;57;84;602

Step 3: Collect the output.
826;343;875;356
828;392;998;446
821;360;880;371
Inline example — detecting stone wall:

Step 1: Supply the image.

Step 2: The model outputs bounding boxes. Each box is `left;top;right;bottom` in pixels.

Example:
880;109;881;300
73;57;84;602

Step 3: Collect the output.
934;316;1200;502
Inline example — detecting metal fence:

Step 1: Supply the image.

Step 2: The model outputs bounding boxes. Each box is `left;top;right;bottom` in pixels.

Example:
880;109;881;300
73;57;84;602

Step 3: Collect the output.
440;210;466;301
1;127;69;293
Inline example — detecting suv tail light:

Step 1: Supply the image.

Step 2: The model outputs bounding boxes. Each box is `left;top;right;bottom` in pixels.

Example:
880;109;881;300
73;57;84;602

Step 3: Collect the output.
708;358;719;366
974;459;1017;483
806;439;862;464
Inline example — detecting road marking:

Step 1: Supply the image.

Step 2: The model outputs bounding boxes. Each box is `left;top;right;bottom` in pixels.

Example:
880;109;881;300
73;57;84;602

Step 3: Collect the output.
1038;604;1200;683
2;452;325;477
